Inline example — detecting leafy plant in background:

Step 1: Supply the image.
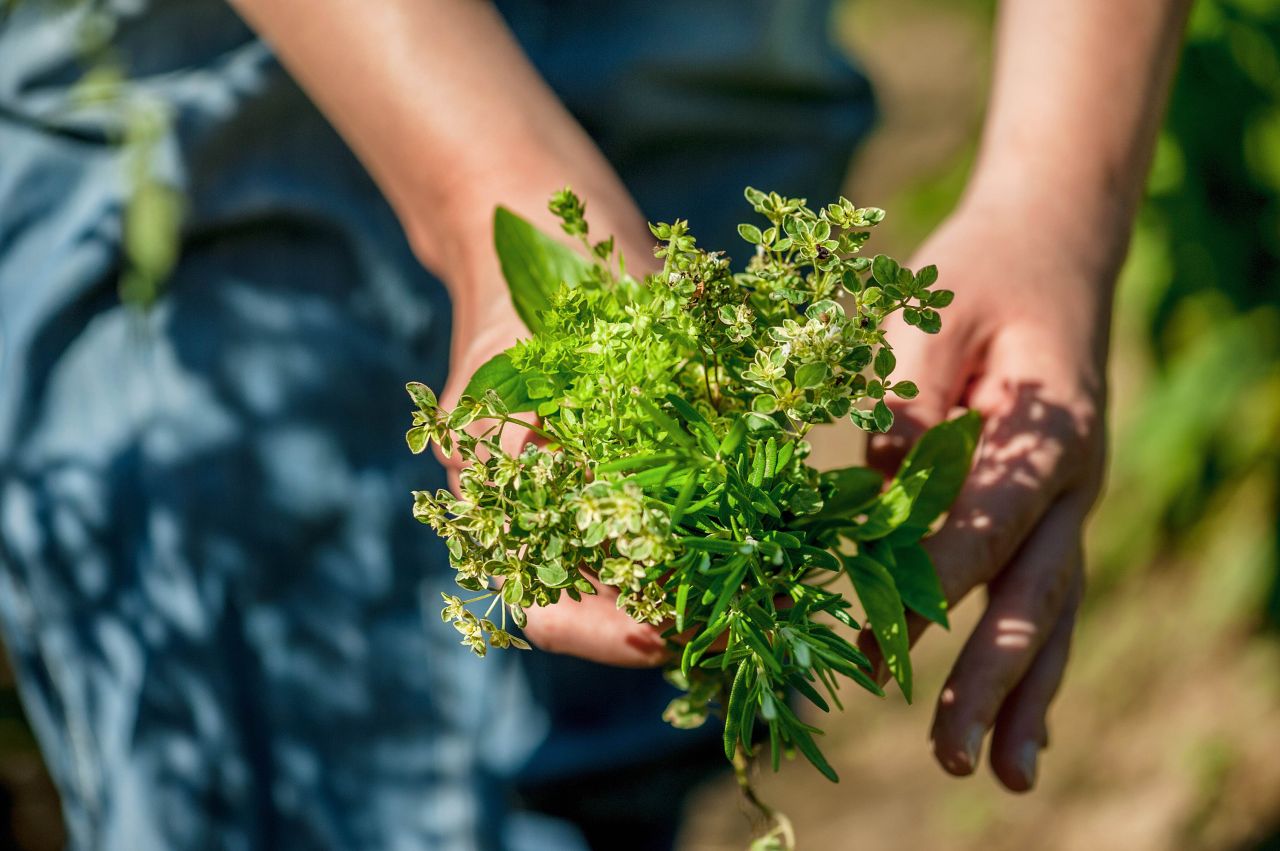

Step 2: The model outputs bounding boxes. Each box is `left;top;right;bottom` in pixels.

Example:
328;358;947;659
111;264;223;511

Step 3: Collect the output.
406;188;978;849
1089;0;1280;627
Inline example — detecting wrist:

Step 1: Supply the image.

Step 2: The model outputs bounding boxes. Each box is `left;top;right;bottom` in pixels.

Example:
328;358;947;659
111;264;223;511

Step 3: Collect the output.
404;156;652;332
962;154;1136;287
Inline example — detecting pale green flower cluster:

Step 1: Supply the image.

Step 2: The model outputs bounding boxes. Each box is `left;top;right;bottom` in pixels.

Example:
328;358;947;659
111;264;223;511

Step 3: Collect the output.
440;593;530;656
410;385;681;650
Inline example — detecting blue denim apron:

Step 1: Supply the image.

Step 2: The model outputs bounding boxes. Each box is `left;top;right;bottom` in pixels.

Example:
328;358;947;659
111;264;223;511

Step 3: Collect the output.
0;1;874;848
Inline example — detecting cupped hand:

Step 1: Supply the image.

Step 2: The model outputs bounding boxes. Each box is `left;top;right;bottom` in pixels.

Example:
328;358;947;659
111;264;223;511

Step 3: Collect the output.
433;208;667;667
861;194;1115;792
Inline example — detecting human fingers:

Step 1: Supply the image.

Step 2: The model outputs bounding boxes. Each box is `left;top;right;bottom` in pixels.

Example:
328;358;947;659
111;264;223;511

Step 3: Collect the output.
988;566;1082;792
519;581;669;667
929;494;1087;777
855;378;1081;680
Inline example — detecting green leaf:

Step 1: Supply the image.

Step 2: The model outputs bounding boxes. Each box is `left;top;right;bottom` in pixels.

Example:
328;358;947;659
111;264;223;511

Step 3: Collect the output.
493;206;591;333
871;254;900;287
120;179;183;306
794;362;829;389
762;437;778;483
882;541;949;628
630;463;678;488
751;394;778;414
748;444;767;487
679;536;749;554
737;223;763;244
918;308;942;334
815;466;883;519
405;425;429;454
744;412;781;434
635;397;697;449
796;545;841;571
872;400;894;432
670;471;700;526
675;582;692;632
849;468;930;541
595;452;683;474
719;417;748;457
536;562;570;587
709;556;751;624
789;724;839;782
873;348;896;381
525;374;555;399
461;352;537;412
892;410;981;536
843;553;912;701
915;264;939;288
664;394;717;435
788;672;829;713
724;662;751;758
928;289;955;308
892;380;919;399
406;382;437;411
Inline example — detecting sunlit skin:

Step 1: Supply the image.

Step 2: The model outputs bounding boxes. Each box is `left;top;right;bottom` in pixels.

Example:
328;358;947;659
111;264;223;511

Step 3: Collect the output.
231;0;1191;793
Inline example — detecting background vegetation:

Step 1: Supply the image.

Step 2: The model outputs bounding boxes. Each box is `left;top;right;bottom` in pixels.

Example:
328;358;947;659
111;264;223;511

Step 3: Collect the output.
2;1;1278;849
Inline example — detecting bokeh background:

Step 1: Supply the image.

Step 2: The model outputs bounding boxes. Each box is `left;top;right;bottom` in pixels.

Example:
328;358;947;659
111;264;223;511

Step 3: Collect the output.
2;1;1279;849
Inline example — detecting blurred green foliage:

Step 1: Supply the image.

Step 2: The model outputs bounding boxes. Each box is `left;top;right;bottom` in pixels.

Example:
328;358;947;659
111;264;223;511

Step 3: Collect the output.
52;0;184;306
1092;0;1280;628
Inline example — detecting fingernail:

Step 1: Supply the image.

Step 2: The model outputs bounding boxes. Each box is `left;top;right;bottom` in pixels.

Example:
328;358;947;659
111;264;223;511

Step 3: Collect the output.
1017;741;1039;788
962;724;984;770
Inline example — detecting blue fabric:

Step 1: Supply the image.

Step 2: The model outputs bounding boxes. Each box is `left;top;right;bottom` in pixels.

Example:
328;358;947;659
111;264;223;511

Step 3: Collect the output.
0;1;875;849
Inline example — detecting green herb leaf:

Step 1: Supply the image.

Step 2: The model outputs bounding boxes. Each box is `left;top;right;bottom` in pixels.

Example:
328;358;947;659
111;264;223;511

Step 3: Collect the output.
406;382;437;411
892;410;981;537
794;362;829;389
843;553;912;701
536;562;570;587
461;352;537;412
871;255;900;287
815;466;884;519
493;206;591;333
881;541;949;628
724;662;751;758
405;426;429;454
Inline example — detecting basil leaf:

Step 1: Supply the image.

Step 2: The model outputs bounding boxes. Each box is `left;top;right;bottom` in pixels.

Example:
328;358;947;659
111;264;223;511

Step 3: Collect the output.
816;466;884;519
880;540;949;628
895;410;982;535
461;352;537;413
493;206;591;333
848;468;929;541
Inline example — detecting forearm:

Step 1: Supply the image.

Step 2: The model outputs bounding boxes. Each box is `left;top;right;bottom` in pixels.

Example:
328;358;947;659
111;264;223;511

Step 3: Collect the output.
227;0;645;324
967;0;1192;281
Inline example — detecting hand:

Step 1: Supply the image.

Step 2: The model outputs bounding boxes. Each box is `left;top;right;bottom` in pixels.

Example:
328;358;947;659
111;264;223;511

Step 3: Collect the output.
433;205;669;667
862;192;1114;792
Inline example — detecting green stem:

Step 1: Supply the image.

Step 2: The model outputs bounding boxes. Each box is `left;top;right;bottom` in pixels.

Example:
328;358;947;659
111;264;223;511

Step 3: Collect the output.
733;744;796;850
492;415;562;447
